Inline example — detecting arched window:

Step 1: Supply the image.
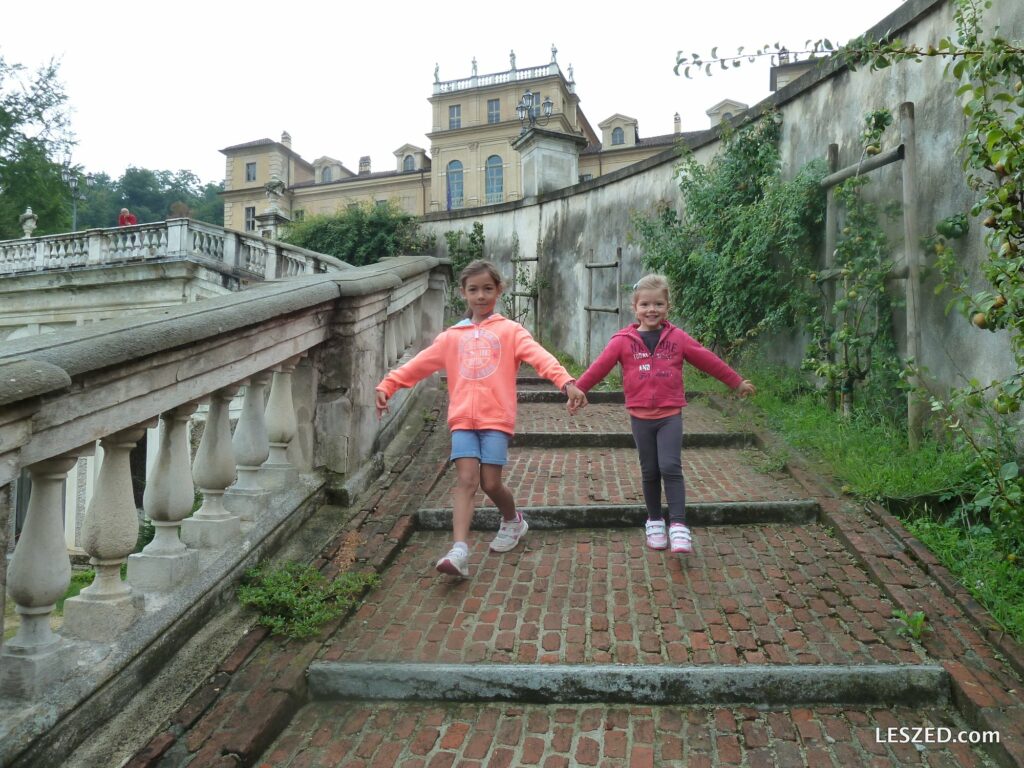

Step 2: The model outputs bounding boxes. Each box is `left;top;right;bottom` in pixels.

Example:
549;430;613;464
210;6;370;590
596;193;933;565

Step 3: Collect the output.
446;160;464;210
321;167;333;183
403;155;415;172
611;127;625;146
485;155;503;205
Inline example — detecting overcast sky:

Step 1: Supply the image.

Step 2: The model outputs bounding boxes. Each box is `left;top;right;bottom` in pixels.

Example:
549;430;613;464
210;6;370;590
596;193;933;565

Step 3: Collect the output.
3;0;909;185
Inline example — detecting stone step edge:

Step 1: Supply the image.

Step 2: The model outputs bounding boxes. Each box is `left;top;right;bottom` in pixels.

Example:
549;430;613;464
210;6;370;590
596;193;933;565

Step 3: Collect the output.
307;662;949;708
416;501;820;530
511;431;754;448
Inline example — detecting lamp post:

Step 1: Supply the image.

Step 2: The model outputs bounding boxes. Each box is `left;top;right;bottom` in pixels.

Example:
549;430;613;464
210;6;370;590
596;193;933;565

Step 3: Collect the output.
60;161;94;231
516;90;554;133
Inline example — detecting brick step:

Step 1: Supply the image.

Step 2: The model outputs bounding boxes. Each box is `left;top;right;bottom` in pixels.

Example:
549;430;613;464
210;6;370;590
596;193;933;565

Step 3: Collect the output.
309;661;947;707
516;401;739;435
261;701;993;767
511;431;756;448
422;446;806;508
320;527;932;668
416;501;820;530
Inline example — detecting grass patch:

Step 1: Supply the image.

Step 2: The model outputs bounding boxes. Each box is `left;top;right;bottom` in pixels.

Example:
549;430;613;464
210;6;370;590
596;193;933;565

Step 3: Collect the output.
238;561;379;640
741;359;1024;643
905;516;1024;641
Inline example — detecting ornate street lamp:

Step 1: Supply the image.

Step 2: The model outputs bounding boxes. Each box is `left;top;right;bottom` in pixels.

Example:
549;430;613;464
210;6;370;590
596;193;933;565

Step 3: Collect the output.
516;90;554;133
60;160;95;231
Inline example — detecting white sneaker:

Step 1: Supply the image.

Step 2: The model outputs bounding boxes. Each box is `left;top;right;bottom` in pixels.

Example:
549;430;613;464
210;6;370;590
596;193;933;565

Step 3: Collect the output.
669;523;693;554
645;520;668;550
436;546;469;577
489;514;528;552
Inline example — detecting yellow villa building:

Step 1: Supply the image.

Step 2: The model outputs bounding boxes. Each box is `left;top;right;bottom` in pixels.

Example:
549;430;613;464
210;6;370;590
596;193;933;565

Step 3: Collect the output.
219;48;688;236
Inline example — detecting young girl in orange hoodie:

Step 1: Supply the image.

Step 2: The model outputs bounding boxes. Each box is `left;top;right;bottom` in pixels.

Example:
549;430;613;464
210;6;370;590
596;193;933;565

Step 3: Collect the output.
376;260;587;577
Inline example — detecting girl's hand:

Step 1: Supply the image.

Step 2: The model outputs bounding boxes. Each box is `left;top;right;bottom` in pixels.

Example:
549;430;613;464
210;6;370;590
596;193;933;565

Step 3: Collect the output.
566;384;588;415
375;390;390;418
735;380;757;398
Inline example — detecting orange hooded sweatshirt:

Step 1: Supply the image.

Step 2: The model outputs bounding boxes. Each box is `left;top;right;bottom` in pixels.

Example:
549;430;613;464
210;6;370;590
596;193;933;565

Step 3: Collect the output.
376;314;574;435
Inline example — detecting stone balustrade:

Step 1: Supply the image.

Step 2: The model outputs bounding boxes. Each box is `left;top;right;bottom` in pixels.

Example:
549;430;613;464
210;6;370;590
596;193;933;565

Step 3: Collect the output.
0;218;351;280
0;255;450;766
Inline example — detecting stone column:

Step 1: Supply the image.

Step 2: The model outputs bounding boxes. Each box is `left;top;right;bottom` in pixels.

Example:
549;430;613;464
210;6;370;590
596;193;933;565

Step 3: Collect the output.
128;404;200;590
62;427;148;643
1;456;77;697
224;373;272;519
261;358;300;490
181;386;242;548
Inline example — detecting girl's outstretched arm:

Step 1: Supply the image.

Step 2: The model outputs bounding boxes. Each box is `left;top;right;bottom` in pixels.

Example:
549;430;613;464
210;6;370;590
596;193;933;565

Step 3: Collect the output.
575;337;622;393
376;333;448;402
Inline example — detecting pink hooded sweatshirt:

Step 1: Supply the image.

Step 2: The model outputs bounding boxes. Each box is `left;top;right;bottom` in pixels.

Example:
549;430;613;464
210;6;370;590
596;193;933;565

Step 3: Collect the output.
376;313;574;435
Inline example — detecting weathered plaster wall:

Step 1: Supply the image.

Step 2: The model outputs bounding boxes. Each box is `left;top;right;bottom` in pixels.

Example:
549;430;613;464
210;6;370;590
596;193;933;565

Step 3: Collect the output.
420;0;1022;394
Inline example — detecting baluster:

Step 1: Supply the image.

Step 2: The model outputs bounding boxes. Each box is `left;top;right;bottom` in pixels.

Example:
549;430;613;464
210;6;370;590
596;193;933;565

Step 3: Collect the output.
225;373;272;519
402;306;416;351
1;456;78;697
62;426;149;643
127;404;200;590
261;358;300;489
181;386;241;548
385;317;398;367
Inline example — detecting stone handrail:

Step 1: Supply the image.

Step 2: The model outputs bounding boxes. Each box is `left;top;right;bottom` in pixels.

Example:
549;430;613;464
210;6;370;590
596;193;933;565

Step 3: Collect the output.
0;218;351;280
0;254;450;766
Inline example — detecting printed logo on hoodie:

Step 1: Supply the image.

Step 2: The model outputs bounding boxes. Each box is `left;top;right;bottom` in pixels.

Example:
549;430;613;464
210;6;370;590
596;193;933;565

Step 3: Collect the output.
458;328;501;379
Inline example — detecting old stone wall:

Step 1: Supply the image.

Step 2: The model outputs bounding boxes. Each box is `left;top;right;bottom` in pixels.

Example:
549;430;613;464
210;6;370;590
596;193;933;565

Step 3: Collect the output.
420;0;1021;393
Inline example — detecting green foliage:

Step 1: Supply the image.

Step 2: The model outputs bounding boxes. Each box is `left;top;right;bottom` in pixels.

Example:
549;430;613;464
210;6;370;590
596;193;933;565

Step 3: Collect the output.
801;116;902;416
55;570;96;615
444;222;485;320
237;561;378;639
906;515;1024;642
281;202;434;267
633;112;825;355
891;609;932;640
0;55;73;238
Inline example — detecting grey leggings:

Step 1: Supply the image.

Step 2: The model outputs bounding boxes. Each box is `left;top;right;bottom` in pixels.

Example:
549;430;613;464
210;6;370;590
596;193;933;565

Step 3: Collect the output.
630;413;686;525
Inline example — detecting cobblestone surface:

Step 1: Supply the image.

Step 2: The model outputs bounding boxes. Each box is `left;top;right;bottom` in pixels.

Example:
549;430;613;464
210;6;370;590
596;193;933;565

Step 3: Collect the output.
423;447;806;508
261;702;995;768
514;402;732;434
322;525;928;666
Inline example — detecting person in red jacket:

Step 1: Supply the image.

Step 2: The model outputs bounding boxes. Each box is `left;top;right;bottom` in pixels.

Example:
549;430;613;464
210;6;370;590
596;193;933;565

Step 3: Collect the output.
377;260;587;577
573;274;755;554
118;208;137;226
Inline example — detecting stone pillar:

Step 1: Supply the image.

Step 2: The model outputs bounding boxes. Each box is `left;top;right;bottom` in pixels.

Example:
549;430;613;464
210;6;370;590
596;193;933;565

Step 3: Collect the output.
181;387;242;548
261;358;300;489
62;428;148;643
128;404;200;590
512;128;589;198
422;270;450;343
1;456;77;697
224;373;272;519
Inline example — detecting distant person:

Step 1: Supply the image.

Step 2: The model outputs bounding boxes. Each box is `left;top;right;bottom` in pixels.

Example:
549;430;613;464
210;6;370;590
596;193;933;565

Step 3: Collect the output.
118;208;137;226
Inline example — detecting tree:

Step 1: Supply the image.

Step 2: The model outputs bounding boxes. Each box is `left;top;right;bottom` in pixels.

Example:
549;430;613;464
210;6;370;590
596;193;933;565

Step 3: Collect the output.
0;55;73;238
280;202;435;266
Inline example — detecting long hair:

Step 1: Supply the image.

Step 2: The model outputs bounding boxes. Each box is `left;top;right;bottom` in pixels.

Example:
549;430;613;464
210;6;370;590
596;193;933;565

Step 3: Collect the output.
459;260;504;318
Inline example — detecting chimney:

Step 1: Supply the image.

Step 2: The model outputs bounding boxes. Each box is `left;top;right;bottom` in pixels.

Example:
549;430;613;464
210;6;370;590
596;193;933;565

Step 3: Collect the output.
359;155;371;175
281;131;292;148
673;113;681;134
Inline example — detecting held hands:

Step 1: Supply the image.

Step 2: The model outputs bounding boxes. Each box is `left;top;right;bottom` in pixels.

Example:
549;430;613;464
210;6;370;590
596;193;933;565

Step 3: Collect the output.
735;379;757;398
566;383;588;415
375;390;390;419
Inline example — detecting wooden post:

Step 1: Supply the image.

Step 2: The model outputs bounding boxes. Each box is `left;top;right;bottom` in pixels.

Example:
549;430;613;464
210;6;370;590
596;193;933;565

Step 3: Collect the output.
901;102;924;449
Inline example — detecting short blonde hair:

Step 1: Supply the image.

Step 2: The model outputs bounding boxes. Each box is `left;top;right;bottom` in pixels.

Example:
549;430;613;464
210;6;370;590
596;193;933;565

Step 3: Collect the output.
632;274;671;303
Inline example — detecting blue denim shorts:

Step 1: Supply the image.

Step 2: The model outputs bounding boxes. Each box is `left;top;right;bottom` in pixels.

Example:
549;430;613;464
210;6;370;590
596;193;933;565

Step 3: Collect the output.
450;429;510;465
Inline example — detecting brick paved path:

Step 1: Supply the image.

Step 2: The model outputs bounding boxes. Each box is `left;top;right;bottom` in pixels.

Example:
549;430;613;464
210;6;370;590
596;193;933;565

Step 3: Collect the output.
128;381;1024;768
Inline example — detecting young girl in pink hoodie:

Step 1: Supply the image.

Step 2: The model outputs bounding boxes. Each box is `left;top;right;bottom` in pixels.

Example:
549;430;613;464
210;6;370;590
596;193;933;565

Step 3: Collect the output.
573;274;755;554
376;260;587;577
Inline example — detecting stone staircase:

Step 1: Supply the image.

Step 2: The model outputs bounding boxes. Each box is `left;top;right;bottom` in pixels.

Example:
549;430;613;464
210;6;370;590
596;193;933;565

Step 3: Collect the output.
240;375;1011;767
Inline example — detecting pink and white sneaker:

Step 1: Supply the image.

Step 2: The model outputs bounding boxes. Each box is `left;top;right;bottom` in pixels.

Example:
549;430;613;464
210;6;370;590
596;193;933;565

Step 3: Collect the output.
644;520;668;550
669;523;693;554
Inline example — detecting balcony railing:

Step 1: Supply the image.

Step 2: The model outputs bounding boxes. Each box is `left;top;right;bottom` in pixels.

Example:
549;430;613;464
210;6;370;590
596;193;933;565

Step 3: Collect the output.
0;218;350;280
0;255;450;765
